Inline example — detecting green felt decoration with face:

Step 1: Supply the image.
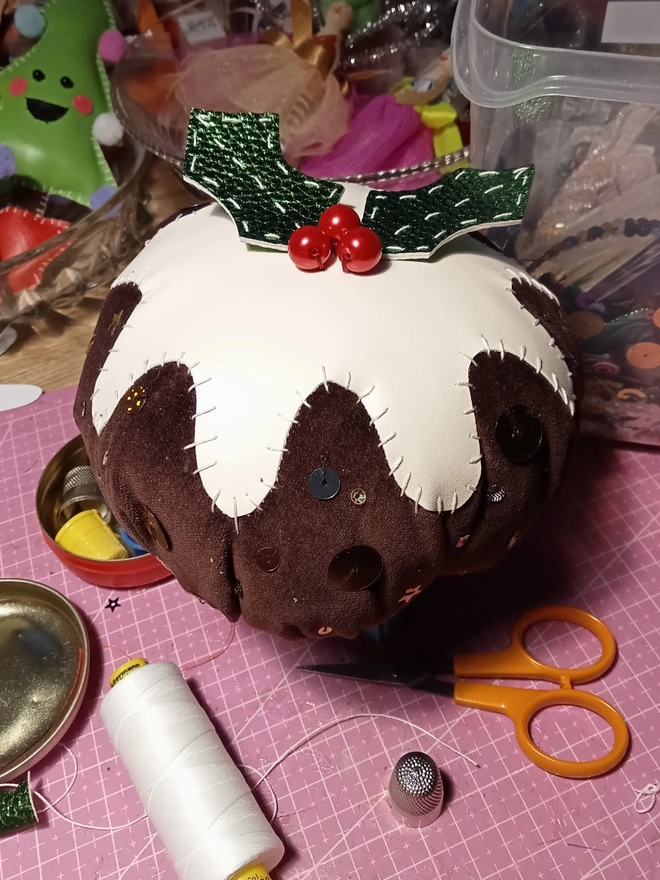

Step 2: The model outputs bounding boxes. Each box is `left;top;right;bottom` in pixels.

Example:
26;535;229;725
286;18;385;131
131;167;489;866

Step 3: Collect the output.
0;0;116;206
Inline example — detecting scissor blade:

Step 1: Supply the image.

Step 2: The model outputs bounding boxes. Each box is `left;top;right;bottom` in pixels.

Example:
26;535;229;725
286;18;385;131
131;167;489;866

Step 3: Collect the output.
299;662;455;696
299;662;408;686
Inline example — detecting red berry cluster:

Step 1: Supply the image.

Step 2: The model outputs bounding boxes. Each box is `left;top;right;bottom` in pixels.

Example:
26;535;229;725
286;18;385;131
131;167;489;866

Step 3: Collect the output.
287;205;382;274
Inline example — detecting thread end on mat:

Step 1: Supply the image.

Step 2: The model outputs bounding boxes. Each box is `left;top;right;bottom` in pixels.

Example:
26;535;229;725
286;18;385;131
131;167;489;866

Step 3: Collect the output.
110;658;149;688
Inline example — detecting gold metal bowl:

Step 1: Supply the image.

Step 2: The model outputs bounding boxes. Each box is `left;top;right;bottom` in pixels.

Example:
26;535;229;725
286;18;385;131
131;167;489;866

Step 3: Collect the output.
0;579;90;783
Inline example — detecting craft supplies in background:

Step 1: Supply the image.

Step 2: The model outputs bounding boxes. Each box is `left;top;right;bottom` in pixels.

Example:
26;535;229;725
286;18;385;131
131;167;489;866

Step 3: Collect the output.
100;660;285;880
388;751;444;826
0;1;149;331
37;433;170;586
0;579;89;784
110;0;464;179
0;0;125;207
453;0;660;445
174;0;351;166
301;605;630;777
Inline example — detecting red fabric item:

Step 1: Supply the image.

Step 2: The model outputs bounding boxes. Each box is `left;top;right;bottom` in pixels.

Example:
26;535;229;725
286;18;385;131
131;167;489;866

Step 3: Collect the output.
0;207;70;294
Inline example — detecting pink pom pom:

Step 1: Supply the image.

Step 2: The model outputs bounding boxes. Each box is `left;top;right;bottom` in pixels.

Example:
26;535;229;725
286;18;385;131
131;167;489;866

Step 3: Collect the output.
98;30;126;63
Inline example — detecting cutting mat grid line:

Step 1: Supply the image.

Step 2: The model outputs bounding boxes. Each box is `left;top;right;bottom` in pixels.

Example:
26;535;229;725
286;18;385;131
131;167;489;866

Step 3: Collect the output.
1;386;660;880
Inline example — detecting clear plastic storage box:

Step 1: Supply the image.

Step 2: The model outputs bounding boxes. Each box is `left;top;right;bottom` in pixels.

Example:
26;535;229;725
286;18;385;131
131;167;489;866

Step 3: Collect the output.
453;0;660;444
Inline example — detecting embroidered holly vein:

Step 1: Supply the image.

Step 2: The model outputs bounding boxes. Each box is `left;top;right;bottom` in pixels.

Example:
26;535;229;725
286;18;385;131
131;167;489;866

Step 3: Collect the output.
362;166;534;257
184;111;344;249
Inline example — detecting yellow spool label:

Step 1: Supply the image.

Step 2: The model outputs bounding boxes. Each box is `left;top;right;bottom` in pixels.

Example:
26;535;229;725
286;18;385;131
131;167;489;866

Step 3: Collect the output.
232;865;272;880
109;658;148;688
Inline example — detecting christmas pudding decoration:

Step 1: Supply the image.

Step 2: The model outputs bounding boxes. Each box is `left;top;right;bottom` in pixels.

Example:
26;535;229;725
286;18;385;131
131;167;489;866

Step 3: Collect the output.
76;111;581;640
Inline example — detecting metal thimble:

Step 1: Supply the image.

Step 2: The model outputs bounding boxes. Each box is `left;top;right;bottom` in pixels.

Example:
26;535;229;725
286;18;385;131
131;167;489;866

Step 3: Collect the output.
389;752;444;827
59;465;110;525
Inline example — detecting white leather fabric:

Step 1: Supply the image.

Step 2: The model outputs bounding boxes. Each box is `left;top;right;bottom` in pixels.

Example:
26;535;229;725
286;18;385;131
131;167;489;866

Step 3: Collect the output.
92;203;574;518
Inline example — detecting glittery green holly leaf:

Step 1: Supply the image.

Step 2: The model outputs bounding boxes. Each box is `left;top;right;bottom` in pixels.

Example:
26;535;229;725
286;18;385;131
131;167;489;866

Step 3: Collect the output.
183;110;344;249
362;166;535;260
0;781;38;837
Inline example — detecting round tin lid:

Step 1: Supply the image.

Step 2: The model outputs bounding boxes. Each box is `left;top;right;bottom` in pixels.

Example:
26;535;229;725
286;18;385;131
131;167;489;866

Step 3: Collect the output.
0;579;90;783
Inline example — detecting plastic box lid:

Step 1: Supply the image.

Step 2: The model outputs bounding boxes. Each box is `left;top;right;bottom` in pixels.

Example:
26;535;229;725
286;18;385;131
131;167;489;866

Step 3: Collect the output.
452;0;660;108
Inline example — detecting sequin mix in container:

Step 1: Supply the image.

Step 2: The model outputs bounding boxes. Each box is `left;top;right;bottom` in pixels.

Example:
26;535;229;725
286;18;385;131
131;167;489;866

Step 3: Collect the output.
454;0;660;444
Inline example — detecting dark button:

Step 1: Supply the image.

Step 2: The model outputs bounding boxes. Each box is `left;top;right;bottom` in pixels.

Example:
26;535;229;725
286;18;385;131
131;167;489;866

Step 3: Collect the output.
308;467;341;500
328;545;383;592
495;406;543;463
256;547;280;572
144;510;169;550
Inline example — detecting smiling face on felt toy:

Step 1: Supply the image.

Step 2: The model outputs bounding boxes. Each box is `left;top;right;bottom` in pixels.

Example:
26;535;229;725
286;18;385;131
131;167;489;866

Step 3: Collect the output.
0;0;117;206
75;112;581;640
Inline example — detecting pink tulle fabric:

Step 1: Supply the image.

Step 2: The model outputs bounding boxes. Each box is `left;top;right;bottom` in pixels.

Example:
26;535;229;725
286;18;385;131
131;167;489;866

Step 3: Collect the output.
301;94;437;190
175;45;351;166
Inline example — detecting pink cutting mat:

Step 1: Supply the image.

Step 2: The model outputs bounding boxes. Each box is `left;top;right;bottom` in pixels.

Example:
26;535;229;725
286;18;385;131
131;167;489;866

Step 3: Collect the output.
2;385;660;880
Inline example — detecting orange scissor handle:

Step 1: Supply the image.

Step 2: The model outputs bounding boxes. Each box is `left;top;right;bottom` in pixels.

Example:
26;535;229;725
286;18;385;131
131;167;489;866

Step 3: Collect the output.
454;681;629;778
453;605;617;685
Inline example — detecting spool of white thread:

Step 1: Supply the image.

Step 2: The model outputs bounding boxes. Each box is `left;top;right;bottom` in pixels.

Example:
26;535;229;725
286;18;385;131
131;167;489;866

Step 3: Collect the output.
100;660;285;880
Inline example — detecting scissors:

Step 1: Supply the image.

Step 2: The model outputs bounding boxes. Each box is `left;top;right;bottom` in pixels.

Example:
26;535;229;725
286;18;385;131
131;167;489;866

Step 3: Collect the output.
300;605;629;779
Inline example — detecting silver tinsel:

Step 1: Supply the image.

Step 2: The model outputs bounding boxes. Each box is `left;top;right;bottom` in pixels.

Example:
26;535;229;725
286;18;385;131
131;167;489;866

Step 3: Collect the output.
317;0;457;77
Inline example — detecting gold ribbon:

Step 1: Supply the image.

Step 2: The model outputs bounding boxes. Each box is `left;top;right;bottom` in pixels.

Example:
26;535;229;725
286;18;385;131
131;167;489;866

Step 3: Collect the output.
259;0;334;80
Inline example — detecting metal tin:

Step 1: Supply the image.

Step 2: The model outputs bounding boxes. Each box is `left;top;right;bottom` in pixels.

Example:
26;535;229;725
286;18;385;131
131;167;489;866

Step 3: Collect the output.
36;435;170;589
0;579;90;784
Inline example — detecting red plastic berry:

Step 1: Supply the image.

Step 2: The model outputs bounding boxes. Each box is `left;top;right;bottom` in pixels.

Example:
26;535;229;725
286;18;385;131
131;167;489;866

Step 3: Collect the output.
336;227;382;274
318;204;361;242
288;225;332;271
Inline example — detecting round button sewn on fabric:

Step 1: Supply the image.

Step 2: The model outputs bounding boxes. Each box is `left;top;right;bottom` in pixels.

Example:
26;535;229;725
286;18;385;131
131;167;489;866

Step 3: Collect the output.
328;545;383;592
495;406;543;463
351;488;367;506
256;547;280;572
144;510;169;550
308;467;341;500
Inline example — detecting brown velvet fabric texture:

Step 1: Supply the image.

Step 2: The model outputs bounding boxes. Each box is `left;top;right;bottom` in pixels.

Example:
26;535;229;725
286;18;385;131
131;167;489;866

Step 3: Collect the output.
75;260;582;640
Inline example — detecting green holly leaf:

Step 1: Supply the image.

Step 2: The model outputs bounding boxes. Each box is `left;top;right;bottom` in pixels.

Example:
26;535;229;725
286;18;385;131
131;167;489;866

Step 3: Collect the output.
0;0;117;207
0;780;38;835
362;166;535;259
183;110;344;249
